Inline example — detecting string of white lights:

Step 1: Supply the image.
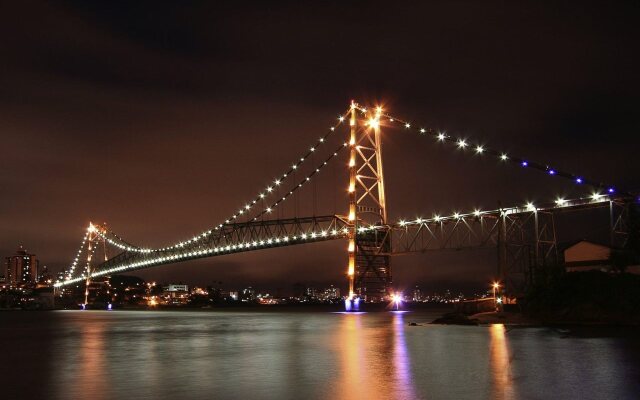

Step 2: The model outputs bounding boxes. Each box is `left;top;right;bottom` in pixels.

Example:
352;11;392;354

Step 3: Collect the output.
94;227;151;253
57;191;612;287
55;227;351;287
63;231;90;280
249;142;348;221
65;108;352;258
152;108;351;252
392;193;613;227
352;104;620;195
58;138;348;284
80;237;98;280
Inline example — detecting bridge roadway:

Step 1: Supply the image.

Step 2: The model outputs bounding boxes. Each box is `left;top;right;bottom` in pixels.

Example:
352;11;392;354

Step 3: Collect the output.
55;196;625;288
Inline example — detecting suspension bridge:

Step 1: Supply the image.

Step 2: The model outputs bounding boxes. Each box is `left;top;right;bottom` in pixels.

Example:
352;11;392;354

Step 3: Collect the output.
54;101;634;305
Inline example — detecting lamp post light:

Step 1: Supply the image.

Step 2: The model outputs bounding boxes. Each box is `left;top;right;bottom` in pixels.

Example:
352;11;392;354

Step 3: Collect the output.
492;282;500;311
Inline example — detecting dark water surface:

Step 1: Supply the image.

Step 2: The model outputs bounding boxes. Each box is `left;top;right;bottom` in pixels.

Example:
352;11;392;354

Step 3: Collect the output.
1;309;639;400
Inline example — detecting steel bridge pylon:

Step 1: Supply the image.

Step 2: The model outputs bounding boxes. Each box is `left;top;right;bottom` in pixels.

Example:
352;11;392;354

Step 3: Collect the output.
347;102;392;302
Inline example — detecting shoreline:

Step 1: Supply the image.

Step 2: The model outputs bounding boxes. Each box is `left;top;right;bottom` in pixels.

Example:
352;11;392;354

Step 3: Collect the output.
431;310;640;328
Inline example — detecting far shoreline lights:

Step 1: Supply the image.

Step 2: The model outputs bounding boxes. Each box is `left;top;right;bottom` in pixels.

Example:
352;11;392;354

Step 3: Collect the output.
391;292;402;310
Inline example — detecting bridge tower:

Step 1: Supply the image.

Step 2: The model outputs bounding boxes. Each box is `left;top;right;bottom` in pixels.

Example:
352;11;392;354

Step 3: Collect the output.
347;102;392;302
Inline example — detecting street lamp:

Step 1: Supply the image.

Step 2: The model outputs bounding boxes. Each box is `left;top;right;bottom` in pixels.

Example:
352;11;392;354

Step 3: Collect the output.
492;282;500;310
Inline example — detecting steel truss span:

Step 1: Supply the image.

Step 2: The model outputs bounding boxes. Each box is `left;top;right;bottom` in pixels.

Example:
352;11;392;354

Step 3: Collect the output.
58;216;349;287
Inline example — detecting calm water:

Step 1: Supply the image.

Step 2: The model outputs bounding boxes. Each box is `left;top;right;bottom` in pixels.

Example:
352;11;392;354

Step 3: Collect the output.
1;309;639;400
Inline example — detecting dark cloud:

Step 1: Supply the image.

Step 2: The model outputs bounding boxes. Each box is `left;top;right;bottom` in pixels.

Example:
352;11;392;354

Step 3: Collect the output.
1;1;639;292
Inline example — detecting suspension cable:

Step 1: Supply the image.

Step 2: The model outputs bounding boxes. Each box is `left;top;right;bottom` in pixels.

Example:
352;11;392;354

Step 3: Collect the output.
352;103;623;196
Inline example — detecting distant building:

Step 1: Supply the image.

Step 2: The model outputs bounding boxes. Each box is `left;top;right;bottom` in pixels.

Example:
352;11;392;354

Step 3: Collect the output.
163;284;189;292
38;265;53;285
162;284;189;305
241;286;256;301
322;285;340;300
4;245;39;285
412;286;422;302
305;286;317;299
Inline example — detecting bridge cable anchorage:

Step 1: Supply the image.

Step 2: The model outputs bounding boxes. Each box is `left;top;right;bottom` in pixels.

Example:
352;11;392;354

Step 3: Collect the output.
353;105;624;197
148;107;352;253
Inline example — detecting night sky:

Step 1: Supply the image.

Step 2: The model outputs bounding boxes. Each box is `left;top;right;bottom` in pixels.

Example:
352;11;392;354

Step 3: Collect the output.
2;1;639;293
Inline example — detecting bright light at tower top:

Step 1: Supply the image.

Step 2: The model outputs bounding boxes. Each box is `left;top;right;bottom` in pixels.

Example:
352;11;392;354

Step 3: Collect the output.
87;222;97;233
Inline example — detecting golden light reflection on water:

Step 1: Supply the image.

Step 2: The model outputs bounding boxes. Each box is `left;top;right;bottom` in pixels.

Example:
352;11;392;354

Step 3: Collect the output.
489;324;514;400
77;320;107;400
333;312;416;400
26;311;640;399
335;314;370;398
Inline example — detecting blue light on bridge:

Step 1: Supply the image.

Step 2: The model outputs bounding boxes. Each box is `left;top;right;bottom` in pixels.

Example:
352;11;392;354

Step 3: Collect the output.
344;297;361;312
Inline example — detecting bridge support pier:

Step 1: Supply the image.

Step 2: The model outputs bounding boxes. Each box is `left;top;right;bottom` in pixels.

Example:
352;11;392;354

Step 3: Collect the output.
498;209;557;297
